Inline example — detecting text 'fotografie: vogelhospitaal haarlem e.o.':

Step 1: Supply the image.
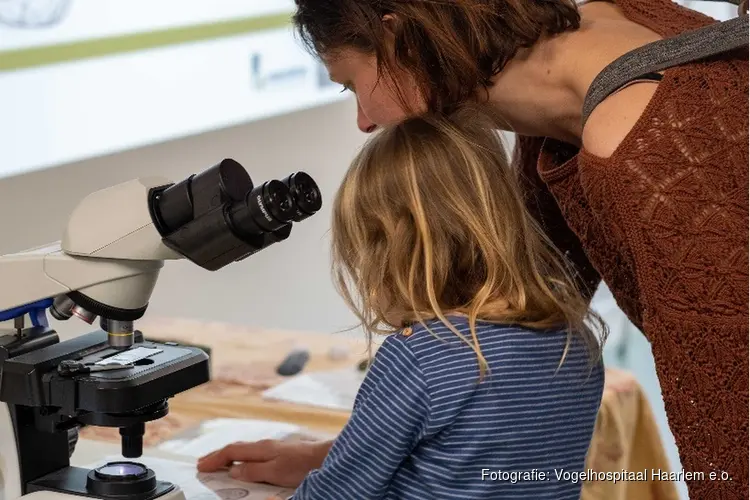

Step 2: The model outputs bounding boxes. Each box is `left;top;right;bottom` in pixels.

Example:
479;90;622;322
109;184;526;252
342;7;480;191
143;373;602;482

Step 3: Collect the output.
480;468;731;484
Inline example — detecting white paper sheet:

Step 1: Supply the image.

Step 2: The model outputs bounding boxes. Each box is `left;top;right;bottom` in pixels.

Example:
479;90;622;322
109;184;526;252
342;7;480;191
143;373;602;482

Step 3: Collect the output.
87;456;294;500
261;368;365;411
157;419;300;458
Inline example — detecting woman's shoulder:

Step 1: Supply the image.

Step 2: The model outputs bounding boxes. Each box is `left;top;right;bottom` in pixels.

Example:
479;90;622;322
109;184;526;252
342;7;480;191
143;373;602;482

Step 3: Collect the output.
581;56;748;163
581;81;660;159
578;0;747;161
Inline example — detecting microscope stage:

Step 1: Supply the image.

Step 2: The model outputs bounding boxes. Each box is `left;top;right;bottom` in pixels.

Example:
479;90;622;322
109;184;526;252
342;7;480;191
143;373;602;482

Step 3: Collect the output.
0;330;209;416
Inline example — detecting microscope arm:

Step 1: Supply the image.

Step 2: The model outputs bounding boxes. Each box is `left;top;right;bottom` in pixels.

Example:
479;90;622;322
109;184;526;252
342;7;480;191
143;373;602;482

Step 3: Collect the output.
0;158;321;335
0;177;182;315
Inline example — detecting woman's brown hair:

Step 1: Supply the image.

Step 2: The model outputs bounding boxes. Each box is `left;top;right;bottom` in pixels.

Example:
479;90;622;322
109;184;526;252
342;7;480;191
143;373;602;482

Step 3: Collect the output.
293;0;581;112
330;105;606;376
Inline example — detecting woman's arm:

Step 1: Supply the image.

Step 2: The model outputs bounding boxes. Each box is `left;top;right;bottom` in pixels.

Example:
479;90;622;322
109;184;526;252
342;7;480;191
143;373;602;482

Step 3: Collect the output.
290;335;431;500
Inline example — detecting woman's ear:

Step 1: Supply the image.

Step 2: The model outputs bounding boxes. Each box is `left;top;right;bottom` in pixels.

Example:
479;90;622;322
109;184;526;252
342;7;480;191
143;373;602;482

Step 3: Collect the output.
378;14;401;64
381;13;401;36
381;13;409;60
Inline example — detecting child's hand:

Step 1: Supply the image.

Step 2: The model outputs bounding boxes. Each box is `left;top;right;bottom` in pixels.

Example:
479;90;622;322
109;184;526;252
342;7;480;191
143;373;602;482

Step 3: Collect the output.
197;439;332;488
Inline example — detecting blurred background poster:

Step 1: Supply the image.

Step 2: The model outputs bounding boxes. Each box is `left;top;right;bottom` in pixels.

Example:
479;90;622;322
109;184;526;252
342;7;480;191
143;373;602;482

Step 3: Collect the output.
0;0;345;179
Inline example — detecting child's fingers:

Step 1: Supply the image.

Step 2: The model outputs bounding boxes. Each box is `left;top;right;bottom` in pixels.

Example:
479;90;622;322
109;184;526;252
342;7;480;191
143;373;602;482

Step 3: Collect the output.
197;440;278;471
228;461;277;483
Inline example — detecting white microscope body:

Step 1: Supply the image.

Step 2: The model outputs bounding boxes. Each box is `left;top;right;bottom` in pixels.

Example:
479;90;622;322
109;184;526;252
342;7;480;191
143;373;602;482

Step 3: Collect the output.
0;160;321;500
0;175;180;322
0;176;182;500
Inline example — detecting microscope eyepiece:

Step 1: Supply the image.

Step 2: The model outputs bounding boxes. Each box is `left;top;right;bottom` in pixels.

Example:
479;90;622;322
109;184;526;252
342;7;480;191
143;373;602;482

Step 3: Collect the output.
232;180;296;235
282;172;322;221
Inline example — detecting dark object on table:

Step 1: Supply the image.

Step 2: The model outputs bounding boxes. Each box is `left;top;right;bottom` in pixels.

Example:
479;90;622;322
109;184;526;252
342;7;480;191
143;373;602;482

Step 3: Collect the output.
276;348;310;376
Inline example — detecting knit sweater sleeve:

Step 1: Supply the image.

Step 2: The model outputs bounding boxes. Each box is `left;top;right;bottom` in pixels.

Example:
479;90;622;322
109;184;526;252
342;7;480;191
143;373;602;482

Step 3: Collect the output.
513;135;602;300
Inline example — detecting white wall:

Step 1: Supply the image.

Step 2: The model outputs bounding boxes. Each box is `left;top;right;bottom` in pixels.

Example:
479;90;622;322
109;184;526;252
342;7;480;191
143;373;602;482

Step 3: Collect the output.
680;0;736;20
0;98;368;338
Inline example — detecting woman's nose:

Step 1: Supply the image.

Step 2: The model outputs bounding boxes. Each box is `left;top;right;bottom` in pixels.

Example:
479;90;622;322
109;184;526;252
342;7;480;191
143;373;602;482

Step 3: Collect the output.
357;105;377;133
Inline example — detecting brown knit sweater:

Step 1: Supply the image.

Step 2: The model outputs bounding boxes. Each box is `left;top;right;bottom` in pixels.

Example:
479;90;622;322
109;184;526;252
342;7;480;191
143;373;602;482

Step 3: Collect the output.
514;0;749;499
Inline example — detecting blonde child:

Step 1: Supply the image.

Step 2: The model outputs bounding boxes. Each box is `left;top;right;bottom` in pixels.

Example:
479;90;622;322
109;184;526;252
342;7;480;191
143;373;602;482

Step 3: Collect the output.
284;106;607;499
202;107;607;499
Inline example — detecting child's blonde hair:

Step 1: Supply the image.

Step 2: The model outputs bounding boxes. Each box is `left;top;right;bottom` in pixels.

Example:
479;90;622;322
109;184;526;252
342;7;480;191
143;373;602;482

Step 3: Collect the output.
331;105;606;376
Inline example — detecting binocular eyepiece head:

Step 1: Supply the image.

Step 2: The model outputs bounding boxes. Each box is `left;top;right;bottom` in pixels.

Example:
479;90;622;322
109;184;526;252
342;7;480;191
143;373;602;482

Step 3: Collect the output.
149;159;322;271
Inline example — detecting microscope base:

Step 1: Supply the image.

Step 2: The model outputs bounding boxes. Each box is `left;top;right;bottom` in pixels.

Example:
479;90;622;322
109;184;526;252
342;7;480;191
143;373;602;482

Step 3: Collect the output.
26;466;177;500
15;489;186;500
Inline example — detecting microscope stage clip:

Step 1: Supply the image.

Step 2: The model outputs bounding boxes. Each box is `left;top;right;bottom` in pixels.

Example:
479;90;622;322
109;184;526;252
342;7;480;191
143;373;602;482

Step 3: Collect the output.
57;360;134;377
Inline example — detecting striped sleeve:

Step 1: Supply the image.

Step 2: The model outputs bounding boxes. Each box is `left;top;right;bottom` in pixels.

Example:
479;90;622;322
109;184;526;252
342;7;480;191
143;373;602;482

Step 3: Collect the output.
290;334;431;500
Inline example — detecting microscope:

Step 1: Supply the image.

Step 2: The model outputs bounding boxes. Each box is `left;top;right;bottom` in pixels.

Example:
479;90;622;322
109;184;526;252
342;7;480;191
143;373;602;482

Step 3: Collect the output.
0;159;322;500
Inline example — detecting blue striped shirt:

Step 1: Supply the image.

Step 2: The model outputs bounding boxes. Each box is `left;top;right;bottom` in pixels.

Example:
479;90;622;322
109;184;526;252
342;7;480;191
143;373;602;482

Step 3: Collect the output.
291;317;604;499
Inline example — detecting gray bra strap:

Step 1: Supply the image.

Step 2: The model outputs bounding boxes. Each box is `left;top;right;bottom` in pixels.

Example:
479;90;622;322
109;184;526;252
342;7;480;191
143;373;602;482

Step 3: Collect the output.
582;14;749;128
